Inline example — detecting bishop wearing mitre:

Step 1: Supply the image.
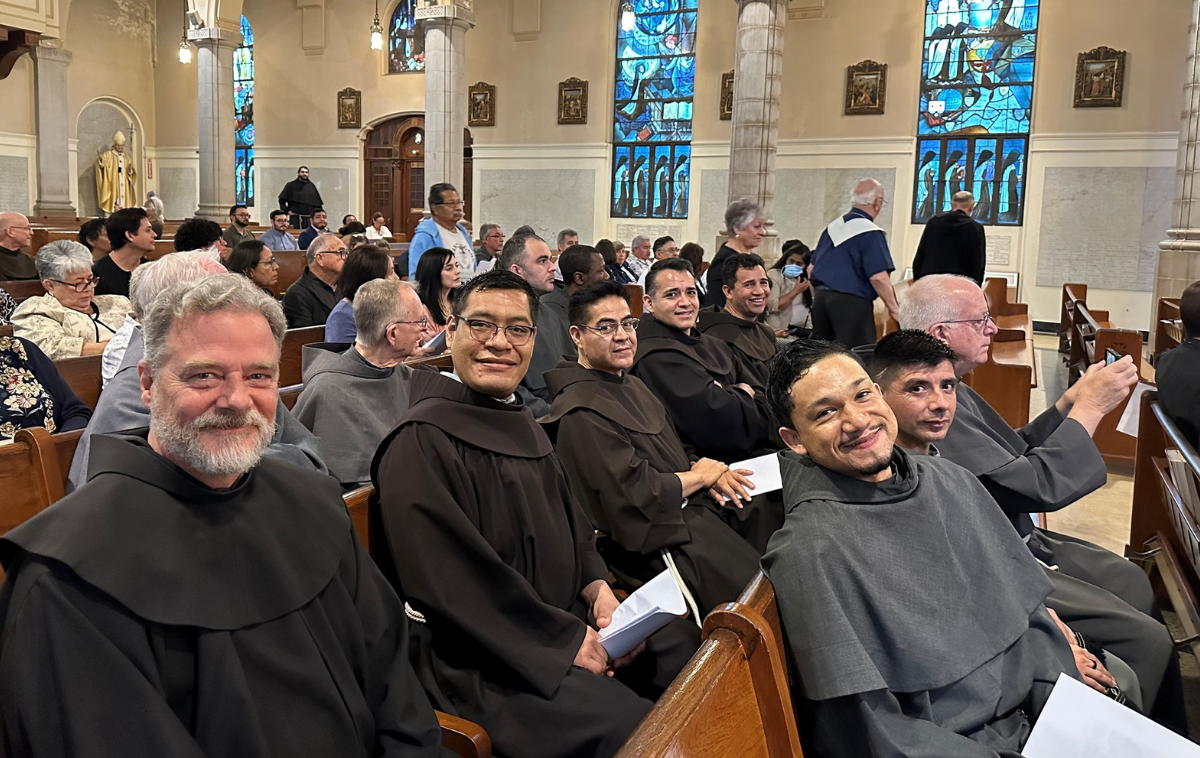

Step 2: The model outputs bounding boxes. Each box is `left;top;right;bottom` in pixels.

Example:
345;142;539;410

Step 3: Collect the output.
96;131;137;214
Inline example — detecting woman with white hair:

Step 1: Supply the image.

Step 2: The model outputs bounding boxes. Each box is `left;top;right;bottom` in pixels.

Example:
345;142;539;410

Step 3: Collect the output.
10;240;132;360
704;199;768;309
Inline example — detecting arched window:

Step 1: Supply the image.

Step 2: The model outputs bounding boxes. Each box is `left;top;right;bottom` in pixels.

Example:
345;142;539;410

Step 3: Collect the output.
611;0;697;220
913;1;1039;226
234;15;255;206
388;0;425;73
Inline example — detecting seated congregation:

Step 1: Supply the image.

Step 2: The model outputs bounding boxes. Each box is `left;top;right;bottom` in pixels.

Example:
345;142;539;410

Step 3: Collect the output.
0;204;1193;758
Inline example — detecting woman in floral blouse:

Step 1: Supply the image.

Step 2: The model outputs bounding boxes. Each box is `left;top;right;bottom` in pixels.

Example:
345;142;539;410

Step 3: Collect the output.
10;240;132;360
0;335;91;442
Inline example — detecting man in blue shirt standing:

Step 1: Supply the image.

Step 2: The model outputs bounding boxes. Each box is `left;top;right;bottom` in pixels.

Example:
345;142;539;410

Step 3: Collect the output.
809;178;900;348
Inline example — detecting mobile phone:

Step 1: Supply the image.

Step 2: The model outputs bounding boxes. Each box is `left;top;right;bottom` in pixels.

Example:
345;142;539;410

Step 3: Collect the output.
1105;348;1120;366
423;329;448;353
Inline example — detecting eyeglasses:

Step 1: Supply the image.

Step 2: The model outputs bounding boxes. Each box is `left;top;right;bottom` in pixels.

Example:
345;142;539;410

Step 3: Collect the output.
51;276;99;292
319;248;348;259
437;201;465;209
939;310;993;331
389;317;429;330
456;317;536;346
258;257;278;267
578;318;639;337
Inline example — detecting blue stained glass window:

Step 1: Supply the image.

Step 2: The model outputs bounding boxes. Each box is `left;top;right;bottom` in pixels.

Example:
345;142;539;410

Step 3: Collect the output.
611;0;697;220
234;15;254;206
913;0;1038;226
388;0;424;73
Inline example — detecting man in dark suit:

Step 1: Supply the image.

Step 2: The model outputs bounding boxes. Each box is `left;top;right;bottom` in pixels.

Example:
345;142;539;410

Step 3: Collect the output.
1157;280;1200;448
912;190;987;285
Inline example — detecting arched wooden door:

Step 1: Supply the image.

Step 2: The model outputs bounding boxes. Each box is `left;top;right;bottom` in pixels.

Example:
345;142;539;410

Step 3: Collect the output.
363;116;473;243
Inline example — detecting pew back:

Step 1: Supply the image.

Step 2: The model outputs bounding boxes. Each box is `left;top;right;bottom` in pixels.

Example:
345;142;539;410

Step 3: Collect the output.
0;280;46;303
1069;299;1145;466
614;572;802;758
1154;297;1183;363
280;326;326;387
272;251;308;298
625;284;644;318
55;354;105;410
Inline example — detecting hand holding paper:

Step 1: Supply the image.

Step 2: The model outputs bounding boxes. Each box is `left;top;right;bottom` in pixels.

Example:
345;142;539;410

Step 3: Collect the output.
598;570;688;659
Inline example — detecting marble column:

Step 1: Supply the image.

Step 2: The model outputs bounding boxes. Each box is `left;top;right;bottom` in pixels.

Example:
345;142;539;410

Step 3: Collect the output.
31;43;76;217
418;2;474;200
726;0;788;262
1155;0;1200;332
189;27;241;222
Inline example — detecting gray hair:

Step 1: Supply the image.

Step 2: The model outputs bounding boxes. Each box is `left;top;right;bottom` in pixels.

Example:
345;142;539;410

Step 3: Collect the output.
631;235;650;250
129;250;225;320
849;180;885;207
143;273;287;373
557;228;579;248
35;240;94;282
478;223;500;242
899;274;979;332
305;232;339;266
951;191;975;206
354;278;417;347
724;200;765;236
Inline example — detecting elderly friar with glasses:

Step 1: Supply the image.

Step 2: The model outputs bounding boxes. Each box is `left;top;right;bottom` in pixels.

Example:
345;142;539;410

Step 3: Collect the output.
11;240;133;360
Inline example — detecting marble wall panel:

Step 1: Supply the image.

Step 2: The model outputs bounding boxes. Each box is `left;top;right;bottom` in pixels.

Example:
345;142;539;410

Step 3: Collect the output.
699;169;730;244
260;167;350;226
0;156;29;215
478;169;595;243
158;167;197;219
1036;166;1173;292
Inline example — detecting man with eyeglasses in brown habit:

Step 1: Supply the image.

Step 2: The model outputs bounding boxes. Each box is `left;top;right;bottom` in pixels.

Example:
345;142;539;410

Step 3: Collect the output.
372;270;697;758
543;280;762;614
0;211;36;280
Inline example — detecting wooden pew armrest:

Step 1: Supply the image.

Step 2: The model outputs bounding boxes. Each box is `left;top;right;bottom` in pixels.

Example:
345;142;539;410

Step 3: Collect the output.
437;712;492;758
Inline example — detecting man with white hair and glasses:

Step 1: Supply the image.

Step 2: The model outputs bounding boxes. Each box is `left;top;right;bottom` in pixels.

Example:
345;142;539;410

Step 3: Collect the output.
809;177;900;348
0;274;451;757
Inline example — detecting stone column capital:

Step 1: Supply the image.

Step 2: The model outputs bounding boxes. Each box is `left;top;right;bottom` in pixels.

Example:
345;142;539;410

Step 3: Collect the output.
188;27;243;50
31;42;72;65
417;3;476;30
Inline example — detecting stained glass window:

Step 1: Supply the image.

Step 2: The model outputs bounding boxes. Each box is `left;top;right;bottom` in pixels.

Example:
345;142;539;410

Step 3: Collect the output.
234;15;254;206
913;0;1038;226
611;0;697;220
388;0;424;73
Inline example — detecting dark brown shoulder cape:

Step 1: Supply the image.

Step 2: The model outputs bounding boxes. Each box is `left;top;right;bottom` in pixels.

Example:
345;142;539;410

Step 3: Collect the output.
543;360;667;435
632;313;737;378
697;305;779;363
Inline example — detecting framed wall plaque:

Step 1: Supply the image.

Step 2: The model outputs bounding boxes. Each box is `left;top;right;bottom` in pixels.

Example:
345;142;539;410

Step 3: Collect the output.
468;82;496;127
1074;47;1126;108
720;71;734;120
844;60;887;116
558;78;589;125
337;88;361;129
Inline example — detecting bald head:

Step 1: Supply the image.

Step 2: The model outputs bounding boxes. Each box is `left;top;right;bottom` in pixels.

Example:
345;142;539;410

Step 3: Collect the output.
951;191;975;212
850;178;886;218
900;274;998;375
0;212;31;249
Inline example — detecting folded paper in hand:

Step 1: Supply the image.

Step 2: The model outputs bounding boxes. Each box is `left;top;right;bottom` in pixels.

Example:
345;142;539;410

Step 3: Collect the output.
599;569;687;658
720;453;783;502
1022;672;1199;758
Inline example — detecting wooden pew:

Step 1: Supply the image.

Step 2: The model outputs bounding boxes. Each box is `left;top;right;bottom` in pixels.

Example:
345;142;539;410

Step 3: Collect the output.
1059;282;1087;353
1153;297;1183;364
961;329;1034;428
1068;299;1147;466
341;484;493;758
55;354;105;410
1;279;46;303
625;284;644;318
1130;392;1200;668
614;572;803;758
0;428;67;579
273;250;309;298
280;326;326;387
0;325;11;339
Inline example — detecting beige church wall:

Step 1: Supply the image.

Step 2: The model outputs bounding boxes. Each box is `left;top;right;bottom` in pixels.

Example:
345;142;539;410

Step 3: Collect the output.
0;56;37;214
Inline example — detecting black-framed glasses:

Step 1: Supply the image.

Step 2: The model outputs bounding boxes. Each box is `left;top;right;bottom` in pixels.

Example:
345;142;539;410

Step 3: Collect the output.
437;201;465;209
319;248;348;259
456;317;536;346
258;257;278;268
939;310;993;331
51;276;99;292
578;318;639;337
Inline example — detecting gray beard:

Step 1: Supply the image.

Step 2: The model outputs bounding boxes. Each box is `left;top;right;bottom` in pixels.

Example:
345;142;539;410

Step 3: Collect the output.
150;394;275;481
